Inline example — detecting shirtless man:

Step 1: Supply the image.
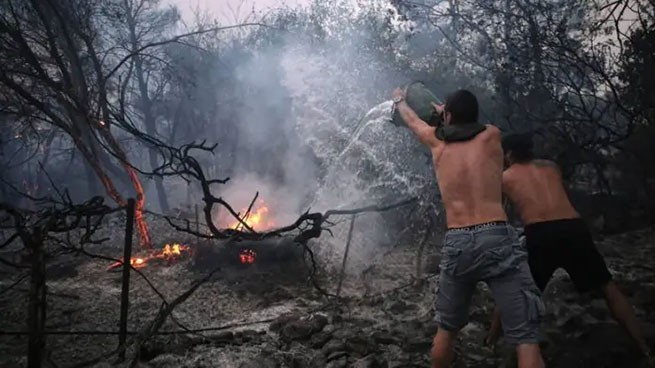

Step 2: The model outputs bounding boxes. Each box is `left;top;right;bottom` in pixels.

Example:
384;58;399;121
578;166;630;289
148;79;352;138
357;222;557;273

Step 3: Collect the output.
393;88;545;368
486;133;651;359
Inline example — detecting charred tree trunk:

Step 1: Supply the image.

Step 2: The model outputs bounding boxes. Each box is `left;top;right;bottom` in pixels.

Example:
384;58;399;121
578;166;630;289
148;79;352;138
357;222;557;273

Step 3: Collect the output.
132;55;169;213
0;0;153;250
79;26;153;249
35;133;56;198
72;124;151;249
126;6;170;214
96;128;152;248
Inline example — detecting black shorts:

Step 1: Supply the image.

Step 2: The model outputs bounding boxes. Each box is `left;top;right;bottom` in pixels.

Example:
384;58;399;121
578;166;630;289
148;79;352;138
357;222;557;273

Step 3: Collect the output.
524;218;612;293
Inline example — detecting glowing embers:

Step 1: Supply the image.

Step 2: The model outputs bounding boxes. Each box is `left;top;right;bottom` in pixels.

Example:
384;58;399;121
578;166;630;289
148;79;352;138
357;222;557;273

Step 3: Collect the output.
239;249;257;265
130;257;147;268
227;200;276;231
107;242;190;270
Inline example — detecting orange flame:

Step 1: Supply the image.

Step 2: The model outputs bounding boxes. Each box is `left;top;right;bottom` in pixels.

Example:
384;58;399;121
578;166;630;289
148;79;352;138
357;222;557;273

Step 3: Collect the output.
107;243;189;270
229;203;274;231
161;243;187;258
131;258;146;267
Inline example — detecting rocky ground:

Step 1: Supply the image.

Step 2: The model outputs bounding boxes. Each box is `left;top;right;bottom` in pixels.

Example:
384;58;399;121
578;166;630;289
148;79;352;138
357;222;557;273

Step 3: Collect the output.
0;214;653;368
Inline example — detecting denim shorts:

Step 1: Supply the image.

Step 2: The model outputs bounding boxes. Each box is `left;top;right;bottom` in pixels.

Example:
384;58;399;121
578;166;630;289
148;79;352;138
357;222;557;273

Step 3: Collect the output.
435;222;544;345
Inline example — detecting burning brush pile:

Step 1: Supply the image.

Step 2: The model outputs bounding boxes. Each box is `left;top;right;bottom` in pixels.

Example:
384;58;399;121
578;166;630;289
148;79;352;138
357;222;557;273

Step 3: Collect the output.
226;200;276;232
105;198;299;271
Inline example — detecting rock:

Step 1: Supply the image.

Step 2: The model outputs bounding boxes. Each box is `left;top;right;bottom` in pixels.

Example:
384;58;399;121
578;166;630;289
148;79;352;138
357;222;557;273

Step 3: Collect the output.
270;313;302;332
322;339;347;355
89;363;112;368
323;324;336;334
386;360;406;368
385;300;412;314
278;313;329;341
403;336;431;353
290;354;313;368
365;295;385;306
139;341;165;362
468;353;485;362
332;327;354;340
352;355;387;368
345;335;374;356
325;356;347;368
235;329;263;343
311;331;334;348
308;355;327;367
371;330;397;345
208;330;234;342
311;314;329;330
238;356;278;368
327;351;348;362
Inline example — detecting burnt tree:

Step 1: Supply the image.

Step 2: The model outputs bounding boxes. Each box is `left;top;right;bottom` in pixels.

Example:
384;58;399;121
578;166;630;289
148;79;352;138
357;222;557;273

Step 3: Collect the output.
0;0;153;247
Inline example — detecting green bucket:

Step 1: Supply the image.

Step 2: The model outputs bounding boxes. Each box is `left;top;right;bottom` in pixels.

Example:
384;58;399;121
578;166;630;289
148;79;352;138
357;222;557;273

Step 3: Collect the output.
391;81;443;127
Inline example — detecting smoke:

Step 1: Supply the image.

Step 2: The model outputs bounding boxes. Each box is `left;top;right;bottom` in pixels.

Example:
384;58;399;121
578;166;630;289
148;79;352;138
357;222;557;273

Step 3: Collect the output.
171;1;444;273
215;172;306;230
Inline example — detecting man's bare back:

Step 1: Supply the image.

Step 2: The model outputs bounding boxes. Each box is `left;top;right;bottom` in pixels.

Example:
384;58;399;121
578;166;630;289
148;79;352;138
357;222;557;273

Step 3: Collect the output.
502;159;579;225
433;125;507;228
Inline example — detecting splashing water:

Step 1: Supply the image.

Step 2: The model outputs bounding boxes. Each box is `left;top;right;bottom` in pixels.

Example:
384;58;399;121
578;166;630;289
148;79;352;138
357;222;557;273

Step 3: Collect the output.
302;99;436;269
281;46;438;270
313;100;432;210
335;100;395;163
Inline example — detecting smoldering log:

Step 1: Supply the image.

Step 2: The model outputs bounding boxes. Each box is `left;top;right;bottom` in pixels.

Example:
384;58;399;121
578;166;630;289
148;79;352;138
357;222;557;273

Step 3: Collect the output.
192;236;306;270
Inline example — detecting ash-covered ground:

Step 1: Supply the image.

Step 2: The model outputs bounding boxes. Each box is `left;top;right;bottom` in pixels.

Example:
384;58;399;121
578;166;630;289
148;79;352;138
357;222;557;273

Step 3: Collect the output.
0;214;653;368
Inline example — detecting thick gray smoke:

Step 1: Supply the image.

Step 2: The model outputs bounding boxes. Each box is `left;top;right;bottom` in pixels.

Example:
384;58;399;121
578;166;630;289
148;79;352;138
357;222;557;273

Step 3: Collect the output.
196;19;440;271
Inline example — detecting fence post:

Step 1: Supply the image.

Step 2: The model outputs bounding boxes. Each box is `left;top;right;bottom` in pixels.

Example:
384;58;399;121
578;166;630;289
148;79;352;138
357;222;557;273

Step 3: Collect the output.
27;235;46;368
336;215;356;298
118;198;135;361
195;204;200;238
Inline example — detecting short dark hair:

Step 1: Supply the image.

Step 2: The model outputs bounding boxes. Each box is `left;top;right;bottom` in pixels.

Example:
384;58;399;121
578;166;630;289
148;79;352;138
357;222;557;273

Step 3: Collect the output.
444;89;479;125
502;133;534;162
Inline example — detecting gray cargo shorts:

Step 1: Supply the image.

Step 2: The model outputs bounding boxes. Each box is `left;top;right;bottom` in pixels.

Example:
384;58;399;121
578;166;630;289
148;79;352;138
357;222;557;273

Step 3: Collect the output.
435;222;544;345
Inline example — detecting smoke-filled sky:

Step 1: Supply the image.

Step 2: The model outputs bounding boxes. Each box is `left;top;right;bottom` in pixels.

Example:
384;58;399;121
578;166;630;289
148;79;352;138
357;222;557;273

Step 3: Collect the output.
168;0;310;23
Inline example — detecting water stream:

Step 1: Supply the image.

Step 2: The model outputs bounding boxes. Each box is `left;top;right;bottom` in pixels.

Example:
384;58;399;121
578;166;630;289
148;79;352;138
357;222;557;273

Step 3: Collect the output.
280;47;438;270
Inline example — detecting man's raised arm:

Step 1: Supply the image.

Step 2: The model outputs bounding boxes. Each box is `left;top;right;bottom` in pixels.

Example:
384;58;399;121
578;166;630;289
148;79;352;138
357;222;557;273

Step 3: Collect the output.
393;88;439;147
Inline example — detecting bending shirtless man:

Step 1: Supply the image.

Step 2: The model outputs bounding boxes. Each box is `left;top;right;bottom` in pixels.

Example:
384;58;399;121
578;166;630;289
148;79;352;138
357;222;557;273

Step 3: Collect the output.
393;88;545;368
486;133;651;359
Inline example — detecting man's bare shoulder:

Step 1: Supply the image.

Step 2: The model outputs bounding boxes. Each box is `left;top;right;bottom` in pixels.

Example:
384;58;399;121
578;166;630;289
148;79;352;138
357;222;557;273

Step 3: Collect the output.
484;124;501;137
502;165;519;183
533;159;561;171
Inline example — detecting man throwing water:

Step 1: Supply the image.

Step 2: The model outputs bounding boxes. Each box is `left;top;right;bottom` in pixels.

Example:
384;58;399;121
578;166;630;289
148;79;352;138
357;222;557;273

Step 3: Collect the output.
392;88;545;368
486;133;651;361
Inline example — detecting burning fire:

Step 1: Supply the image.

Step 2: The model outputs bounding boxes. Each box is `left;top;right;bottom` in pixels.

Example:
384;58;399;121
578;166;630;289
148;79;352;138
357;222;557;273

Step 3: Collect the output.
228;202;275;231
107;242;190;270
239;249;256;265
131;258;146;267
162;243;186;258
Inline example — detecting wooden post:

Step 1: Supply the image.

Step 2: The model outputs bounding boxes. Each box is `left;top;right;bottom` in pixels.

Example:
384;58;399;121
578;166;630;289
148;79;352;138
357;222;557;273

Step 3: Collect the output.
27;235;46;368
336;215;356;298
195;204;200;236
118;198;135;361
